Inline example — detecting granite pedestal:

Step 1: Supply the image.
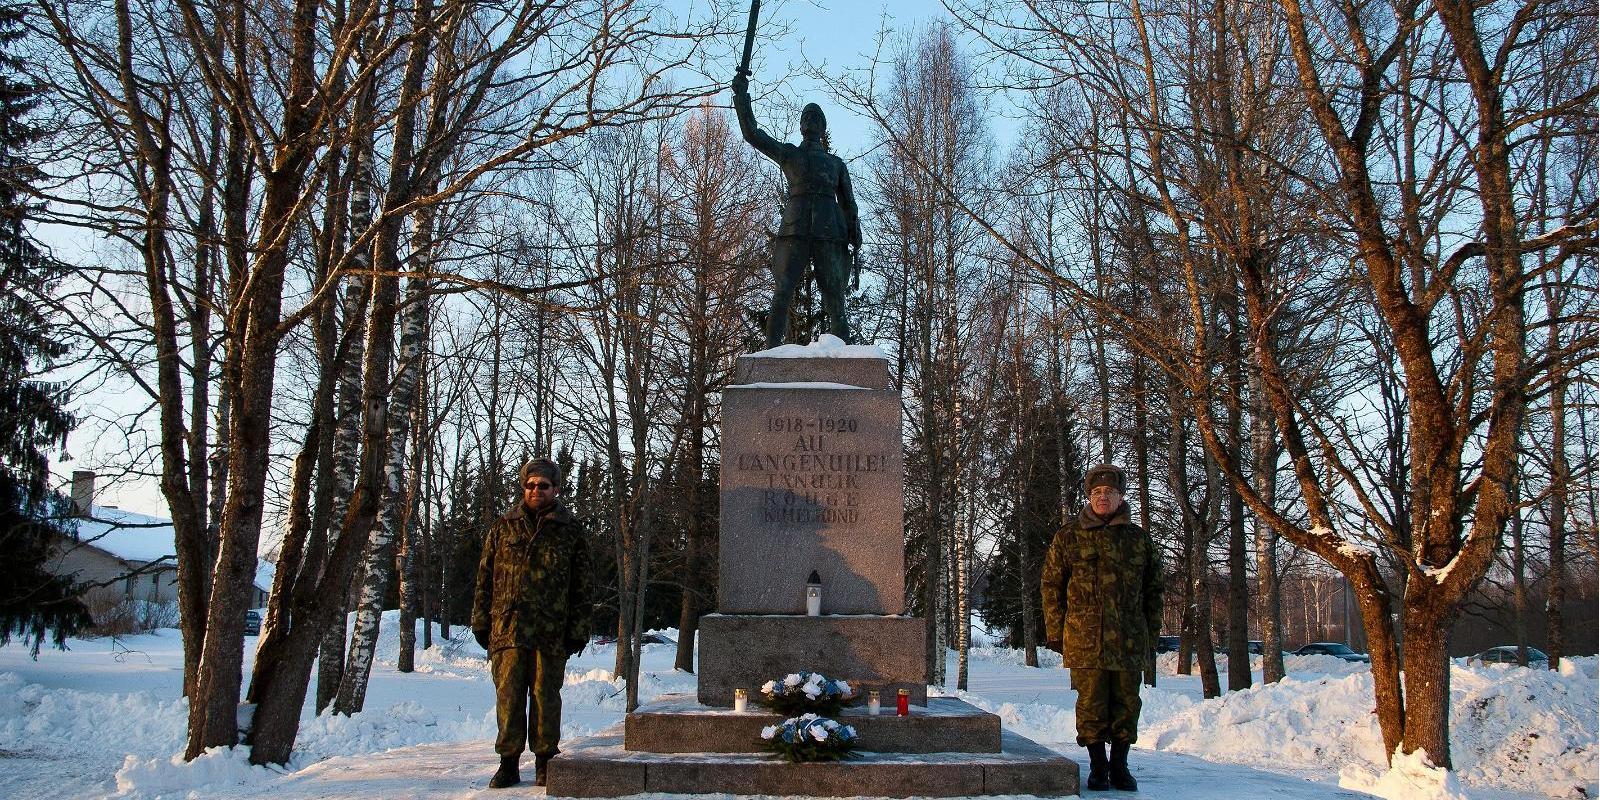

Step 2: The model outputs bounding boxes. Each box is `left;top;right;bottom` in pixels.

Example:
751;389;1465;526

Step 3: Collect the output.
546;341;1076;797
716;356;905;616
696;613;927;707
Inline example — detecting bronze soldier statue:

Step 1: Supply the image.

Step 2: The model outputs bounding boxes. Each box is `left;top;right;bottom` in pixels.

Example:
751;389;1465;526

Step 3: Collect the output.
1041;464;1164;792
730;67;862;347
473;458;591;789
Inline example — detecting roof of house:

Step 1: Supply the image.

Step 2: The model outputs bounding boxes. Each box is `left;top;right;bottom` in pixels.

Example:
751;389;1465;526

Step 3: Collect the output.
72;505;274;593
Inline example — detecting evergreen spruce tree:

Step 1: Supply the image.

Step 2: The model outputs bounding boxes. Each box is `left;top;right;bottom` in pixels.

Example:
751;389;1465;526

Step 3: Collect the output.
0;1;90;656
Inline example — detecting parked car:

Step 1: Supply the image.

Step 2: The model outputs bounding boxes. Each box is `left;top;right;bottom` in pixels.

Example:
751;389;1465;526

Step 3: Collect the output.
1292;642;1370;663
1469;646;1549;668
244;609;262;636
591;633;676;647
1155;635;1181;653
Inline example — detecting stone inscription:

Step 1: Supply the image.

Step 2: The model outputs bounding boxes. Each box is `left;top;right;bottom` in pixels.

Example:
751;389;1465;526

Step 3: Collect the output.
734;416;886;526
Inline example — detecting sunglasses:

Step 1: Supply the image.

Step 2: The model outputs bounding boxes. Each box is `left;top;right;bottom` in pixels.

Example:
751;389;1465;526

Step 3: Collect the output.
525;481;556;491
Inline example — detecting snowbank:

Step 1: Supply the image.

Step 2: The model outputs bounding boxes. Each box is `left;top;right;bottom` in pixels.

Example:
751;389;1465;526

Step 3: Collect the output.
1145;657;1599;798
1339;747;1471;800
1144;671;1391;769
1449;657;1598;798
0;671;188;761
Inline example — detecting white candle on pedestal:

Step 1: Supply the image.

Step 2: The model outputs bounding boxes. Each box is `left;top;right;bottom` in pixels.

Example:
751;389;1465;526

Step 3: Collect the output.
805;570;823;616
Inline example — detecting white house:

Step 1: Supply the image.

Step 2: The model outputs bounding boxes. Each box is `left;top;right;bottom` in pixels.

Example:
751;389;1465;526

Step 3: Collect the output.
49;472;272;621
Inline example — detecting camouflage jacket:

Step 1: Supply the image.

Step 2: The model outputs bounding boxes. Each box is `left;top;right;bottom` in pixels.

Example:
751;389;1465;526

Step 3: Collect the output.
1041;503;1164;670
472;500;591;655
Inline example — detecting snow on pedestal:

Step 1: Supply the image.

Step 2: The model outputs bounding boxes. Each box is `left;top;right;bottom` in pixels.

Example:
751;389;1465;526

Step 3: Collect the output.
747;333;887;360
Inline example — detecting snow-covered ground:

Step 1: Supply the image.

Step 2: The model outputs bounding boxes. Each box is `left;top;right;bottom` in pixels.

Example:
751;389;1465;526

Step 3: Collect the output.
0;615;1592;800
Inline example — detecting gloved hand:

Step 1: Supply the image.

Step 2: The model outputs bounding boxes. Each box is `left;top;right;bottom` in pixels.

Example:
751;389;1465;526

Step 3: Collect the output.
473;628;490;652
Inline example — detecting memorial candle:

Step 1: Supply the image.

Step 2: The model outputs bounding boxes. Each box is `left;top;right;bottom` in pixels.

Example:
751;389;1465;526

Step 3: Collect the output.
896;688;910;716
867;690;881;715
733;688;748;713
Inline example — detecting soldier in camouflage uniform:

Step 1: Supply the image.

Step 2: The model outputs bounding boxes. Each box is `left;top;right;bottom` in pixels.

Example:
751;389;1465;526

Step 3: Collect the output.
1041;464;1163;792
473;458;591;789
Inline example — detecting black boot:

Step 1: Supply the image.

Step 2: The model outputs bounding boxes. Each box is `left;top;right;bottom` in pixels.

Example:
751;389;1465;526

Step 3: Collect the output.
1085;742;1111;791
534;752;555;787
488;754;520;789
1109;741;1138;791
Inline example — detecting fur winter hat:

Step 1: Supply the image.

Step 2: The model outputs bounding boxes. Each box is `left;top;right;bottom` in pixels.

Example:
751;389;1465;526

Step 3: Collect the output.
519;457;562;488
1085;463;1126;493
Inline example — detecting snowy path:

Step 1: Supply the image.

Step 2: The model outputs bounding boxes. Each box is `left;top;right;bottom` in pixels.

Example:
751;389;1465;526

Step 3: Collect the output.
0;617;1592;800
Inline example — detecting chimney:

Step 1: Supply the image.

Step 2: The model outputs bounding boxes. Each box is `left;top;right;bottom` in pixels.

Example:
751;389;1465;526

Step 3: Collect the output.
71;470;96;517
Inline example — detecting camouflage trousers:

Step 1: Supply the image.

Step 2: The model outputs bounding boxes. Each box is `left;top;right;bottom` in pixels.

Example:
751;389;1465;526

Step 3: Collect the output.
491;647;567;756
1070;667;1143;746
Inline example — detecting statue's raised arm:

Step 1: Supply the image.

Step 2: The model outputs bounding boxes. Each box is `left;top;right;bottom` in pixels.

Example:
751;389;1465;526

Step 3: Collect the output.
731;73;784;162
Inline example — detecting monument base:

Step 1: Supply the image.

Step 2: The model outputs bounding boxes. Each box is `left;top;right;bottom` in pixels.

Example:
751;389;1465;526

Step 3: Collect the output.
626;694;1000;754
696;613;927;707
547;731;1078;798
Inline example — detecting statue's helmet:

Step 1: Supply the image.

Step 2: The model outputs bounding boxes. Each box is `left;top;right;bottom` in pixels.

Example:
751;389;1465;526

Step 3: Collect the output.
800;103;827;139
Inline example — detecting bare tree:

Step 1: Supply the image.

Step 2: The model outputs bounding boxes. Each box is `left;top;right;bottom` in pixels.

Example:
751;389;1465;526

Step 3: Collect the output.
853;23;993;686
923;0;1594;766
657;103;766;672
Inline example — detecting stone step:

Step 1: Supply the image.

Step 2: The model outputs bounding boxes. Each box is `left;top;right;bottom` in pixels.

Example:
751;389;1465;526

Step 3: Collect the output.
625;694;1001;754
548;726;1079;798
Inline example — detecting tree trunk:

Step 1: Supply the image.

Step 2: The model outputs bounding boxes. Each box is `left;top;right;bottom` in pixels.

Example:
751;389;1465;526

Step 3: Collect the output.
625;500;653;712
332;0;435;712
1224;292;1250;691
1251;383;1285;683
1543;281;1570;670
674;396;704;674
250;120;411;760
956;515;971;691
246;308;337;706
185;0;325;756
1545;381;1568;670
316;135;375;708
418;386;434;651
673;254;710;674
335;268;429;712
397;388;428;673
1400;606;1451;766
1131;343;1157;686
1509;471;1529;666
